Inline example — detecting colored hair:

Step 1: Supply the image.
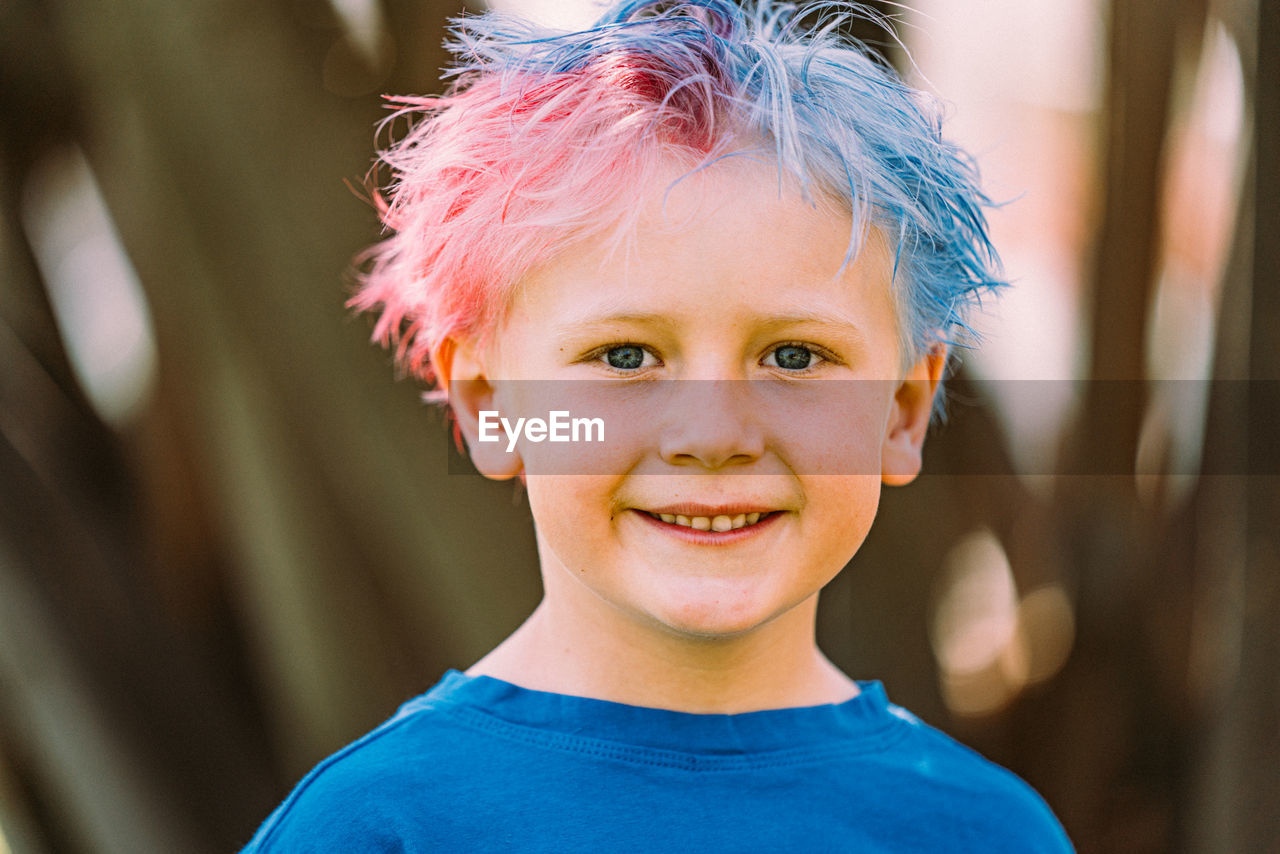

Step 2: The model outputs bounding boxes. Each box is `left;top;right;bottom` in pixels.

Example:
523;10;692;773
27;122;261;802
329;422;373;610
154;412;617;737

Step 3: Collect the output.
352;0;1004;386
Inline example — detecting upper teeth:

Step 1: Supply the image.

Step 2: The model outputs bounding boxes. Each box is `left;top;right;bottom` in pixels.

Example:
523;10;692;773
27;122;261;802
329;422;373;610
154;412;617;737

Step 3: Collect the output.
654;512;763;530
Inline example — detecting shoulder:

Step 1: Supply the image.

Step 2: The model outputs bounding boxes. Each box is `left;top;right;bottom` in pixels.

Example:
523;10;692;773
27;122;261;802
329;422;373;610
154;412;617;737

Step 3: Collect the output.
872;703;1075;852
240;698;461;853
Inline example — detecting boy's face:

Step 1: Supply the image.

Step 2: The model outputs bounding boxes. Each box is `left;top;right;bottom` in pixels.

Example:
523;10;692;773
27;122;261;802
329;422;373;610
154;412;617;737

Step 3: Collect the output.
445;160;940;641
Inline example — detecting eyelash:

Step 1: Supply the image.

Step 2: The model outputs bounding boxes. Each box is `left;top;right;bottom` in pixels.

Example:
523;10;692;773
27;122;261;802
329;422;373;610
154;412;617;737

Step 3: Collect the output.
582;341;841;374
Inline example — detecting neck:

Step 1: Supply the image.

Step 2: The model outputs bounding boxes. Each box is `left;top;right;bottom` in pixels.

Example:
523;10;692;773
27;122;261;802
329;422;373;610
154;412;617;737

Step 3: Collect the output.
466;587;857;714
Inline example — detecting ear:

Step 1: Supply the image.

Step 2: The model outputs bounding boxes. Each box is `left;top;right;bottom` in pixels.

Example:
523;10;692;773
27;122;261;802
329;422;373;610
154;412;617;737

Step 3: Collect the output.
431;337;524;480
880;346;947;486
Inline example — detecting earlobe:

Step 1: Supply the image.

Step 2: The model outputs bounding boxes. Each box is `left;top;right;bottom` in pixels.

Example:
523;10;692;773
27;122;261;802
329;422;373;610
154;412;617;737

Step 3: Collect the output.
431;338;524;481
880;346;947;487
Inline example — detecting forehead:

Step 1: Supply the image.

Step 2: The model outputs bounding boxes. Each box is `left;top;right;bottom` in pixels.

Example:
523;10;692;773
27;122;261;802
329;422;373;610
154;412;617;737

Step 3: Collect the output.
506;157;898;329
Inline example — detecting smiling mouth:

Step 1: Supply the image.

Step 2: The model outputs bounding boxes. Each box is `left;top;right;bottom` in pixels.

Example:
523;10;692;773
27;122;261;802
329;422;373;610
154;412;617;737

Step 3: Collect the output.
643;511;774;532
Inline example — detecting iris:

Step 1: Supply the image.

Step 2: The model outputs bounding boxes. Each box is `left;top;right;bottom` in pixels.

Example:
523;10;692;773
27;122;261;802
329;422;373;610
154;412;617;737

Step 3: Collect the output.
606;345;646;370
773;345;813;370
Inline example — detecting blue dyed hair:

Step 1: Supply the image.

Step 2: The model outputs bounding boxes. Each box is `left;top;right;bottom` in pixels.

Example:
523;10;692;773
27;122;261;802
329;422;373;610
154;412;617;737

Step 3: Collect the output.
356;0;1005;401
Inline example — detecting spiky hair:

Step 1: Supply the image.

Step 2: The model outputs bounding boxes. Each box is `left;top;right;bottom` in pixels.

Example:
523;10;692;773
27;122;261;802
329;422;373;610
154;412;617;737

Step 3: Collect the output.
352;0;1003;382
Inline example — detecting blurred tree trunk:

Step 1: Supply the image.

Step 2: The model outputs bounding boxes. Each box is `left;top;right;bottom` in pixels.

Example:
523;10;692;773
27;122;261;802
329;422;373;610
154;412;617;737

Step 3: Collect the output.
1040;0;1187;849
1190;0;1280;849
1234;2;1280;846
2;0;541;850
1016;0;1271;850
2;2;271;849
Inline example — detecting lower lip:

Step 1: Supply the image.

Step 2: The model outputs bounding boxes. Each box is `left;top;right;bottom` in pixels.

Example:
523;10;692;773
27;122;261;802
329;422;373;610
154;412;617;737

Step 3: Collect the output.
633;510;781;545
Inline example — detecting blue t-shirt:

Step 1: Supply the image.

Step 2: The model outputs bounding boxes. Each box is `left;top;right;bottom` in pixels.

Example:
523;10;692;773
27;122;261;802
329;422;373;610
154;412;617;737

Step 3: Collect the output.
241;670;1073;852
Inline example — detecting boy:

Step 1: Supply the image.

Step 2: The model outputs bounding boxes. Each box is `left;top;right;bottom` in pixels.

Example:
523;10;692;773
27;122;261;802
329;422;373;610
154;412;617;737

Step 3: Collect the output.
243;1;1073;850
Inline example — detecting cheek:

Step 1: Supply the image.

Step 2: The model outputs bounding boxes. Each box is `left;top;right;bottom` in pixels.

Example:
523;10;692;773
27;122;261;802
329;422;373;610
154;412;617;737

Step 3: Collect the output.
525;475;590;519
754;384;893;476
807;475;883;558
493;383;654;476
524;475;619;549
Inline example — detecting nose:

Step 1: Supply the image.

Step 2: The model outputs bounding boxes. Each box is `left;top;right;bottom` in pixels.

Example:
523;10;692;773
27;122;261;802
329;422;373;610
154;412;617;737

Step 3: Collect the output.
657;380;766;470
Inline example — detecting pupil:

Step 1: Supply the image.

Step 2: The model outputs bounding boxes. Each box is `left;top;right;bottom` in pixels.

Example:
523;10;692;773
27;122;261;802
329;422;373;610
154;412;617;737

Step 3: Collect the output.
775;345;812;370
606;345;645;370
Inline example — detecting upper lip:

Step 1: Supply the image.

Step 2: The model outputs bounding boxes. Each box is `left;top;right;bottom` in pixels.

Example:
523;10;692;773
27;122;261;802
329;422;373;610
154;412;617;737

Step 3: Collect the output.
640;503;776;517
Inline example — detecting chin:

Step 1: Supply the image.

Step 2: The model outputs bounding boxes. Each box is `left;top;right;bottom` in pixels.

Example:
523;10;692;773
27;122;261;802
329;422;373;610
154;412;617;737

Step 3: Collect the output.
645;591;786;640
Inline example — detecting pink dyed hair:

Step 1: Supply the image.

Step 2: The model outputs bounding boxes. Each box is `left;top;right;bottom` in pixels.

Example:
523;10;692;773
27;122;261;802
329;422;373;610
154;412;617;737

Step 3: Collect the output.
352;53;732;385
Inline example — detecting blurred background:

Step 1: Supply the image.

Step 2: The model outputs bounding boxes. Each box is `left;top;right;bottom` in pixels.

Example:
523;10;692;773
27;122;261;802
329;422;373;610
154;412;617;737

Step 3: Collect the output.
0;0;1275;851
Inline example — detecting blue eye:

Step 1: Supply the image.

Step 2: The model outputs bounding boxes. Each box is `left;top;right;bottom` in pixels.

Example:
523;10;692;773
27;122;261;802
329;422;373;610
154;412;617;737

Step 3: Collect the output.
768;344;815;370
605;345;647;370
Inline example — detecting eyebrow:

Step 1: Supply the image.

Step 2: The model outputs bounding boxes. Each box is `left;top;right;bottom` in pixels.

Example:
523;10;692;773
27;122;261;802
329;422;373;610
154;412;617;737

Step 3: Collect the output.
553;312;674;344
754;312;870;343
554;309;870;347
